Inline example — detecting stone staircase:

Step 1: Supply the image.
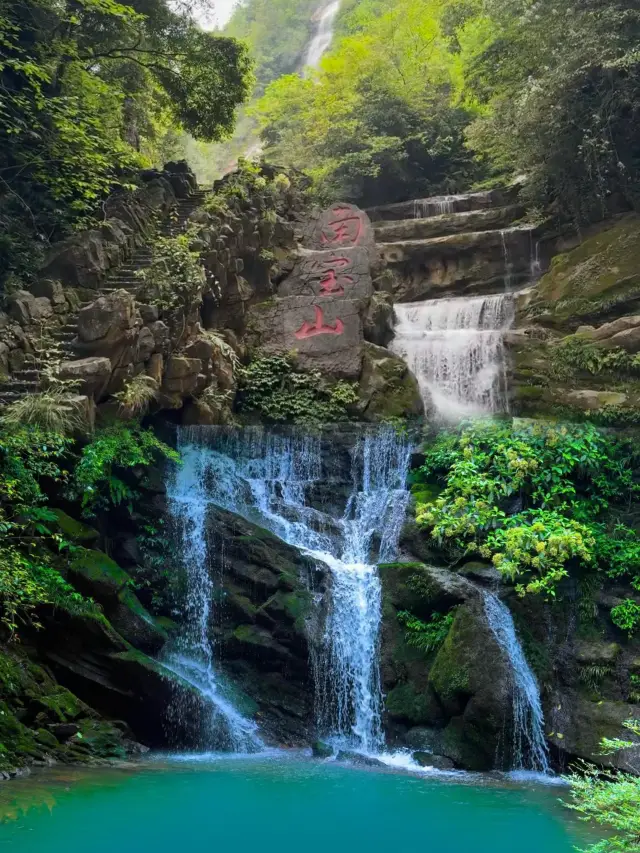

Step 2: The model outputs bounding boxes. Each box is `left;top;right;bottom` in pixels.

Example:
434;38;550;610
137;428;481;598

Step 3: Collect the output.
0;189;209;405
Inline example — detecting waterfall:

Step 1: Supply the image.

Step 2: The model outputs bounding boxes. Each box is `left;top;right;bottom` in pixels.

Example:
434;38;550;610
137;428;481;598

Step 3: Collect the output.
390;294;514;419
304;1;341;71
165;437;263;752
171;425;411;754
483;592;550;772
413;195;458;219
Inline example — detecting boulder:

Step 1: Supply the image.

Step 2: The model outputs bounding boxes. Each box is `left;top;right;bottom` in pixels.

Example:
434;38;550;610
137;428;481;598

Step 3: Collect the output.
248;295;364;380
35;607;211;749
312;740;335;758
32;279;66;307
363;291;394;346
135;326;155;362
162;355;202;396
5;290;52;325
184;335;215;362
146;352;163;384
545;690;640;773
519;214;640;329
412;751;455;770
77;291;135;344
58;357;112;399
40;228;125;290
203;506;325;745
358;342;423;421
278;246;374;308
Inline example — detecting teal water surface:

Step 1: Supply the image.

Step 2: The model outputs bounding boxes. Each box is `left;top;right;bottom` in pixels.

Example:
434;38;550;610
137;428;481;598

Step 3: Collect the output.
0;754;593;853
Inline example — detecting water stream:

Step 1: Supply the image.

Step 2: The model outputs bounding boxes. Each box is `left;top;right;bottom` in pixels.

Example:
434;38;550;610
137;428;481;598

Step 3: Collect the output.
304;1;341;70
168;426;412;753
165;439;263;752
483;592;550;772
390;294;514;419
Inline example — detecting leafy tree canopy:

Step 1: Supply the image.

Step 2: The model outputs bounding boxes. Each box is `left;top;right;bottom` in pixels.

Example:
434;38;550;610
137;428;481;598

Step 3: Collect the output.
0;0;253;285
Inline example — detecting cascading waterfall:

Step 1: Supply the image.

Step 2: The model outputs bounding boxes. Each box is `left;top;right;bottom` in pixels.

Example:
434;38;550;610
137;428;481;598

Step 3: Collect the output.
413;195;459;219
483;592;550;772
171;425;411;754
304;1;341;71
390;293;514;419
165;438;263;752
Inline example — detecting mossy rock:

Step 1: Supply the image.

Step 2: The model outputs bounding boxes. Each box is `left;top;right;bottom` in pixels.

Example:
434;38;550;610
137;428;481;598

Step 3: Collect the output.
50;509;99;543
523;214;640;328
385;683;444;726
68;549;168;653
358;343;423;421
0;646;132;772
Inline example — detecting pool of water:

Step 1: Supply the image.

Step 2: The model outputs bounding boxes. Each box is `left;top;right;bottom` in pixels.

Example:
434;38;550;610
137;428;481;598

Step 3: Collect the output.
0;753;595;853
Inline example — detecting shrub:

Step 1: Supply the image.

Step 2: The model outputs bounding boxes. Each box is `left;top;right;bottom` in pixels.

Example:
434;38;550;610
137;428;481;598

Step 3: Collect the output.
397;609;455;654
415;420;640;598
237;353;359;425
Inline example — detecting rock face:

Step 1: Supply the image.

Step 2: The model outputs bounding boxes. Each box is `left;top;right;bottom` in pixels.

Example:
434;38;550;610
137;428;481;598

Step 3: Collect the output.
509;213;640;424
248;204;377;380
204;507;325;745
379;562;516;770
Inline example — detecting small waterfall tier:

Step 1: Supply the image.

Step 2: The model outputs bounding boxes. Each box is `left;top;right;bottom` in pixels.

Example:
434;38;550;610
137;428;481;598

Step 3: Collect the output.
168;425;412;754
483;592;550;772
390;293;514;419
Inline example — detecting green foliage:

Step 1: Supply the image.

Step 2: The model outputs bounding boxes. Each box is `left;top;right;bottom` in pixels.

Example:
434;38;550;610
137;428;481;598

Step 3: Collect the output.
460;0;640;223
0;0;252;288
254;0;484;206
136;233;205;312
397;609;455;654
610;600;640;638
0;425;94;632
68;423;179;516
237;353;359;425
415;420;640;598
567;720;640;853
551;338;640;379
113;374;158;416
578;663;613;694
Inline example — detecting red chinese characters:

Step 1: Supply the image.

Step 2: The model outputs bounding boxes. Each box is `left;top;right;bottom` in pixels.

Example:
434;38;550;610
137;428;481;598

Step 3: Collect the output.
294;305;344;339
311;255;354;296
320;206;365;247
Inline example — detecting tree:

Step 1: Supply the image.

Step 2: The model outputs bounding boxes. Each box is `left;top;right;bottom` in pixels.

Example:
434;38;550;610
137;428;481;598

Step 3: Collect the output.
0;0;253;286
254;0;484;206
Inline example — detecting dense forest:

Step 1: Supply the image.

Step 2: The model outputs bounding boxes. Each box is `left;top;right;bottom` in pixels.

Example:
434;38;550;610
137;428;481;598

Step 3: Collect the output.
254;0;640;215
1;2;640;851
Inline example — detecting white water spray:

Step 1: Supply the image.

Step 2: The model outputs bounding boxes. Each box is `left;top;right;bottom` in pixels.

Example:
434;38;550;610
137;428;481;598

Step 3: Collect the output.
171;426;411;754
165;438;263;752
483;592;550;772
304;1;341;71
390;294;513;419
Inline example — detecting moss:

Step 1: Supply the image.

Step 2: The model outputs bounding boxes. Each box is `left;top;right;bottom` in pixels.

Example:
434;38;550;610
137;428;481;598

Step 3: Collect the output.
70;548;130;592
49;509;99;543
385;684;439;725
528;214;640;327
0;647;130;772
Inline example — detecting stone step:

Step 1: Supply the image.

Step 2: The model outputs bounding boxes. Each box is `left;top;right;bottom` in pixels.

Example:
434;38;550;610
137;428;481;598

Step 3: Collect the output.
366;186;522;222
378;225;536;261
374;205;526;243
13;369;39;379
0;380;39;392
